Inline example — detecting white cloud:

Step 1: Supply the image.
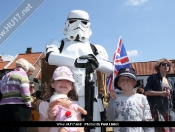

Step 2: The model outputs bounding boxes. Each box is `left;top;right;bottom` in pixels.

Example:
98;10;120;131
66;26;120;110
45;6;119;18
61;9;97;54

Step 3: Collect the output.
126;0;148;6
0;54;15;61
127;50;138;57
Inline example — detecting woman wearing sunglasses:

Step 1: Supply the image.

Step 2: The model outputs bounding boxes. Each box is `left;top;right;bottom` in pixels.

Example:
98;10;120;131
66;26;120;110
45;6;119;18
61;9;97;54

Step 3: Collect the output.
145;58;175;132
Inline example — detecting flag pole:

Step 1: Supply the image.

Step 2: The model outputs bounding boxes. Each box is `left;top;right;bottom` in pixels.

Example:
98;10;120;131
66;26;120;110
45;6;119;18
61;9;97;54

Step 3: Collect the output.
112;36;122;91
107;36;131;94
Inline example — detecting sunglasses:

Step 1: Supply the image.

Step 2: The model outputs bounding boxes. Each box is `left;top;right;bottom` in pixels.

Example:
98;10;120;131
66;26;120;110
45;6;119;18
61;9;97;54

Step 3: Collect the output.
30;86;35;88
161;62;171;67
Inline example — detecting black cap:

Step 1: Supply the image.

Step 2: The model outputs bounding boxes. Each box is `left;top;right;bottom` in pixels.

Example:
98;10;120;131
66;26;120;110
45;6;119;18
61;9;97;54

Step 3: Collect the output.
114;67;140;90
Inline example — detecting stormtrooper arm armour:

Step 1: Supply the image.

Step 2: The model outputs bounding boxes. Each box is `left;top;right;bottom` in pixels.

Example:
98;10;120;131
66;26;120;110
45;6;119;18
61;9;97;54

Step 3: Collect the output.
95;44;114;74
45;39;75;67
97;60;113;74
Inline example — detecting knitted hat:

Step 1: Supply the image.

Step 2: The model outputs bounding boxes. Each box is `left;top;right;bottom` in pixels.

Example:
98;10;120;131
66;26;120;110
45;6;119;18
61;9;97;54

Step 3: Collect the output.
29;63;35;71
15;58;29;71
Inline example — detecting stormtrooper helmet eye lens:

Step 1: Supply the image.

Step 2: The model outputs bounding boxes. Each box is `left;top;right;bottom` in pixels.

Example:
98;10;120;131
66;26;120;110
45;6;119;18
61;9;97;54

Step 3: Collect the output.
81;21;87;25
69;20;77;24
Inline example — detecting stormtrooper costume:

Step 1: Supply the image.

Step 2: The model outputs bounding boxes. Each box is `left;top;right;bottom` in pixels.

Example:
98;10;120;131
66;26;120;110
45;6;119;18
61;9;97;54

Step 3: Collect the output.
45;10;113;132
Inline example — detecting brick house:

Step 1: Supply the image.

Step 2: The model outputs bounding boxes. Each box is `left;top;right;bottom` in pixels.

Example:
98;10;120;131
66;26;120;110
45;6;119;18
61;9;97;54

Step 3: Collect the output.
0;48;45;91
0;56;10;79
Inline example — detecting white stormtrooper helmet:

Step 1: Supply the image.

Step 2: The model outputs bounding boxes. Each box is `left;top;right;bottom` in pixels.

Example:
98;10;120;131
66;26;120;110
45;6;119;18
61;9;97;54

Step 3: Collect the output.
63;10;92;42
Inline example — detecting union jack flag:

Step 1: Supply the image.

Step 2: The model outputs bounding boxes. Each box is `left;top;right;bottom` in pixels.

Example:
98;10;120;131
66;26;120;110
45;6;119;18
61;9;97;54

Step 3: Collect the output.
107;37;131;92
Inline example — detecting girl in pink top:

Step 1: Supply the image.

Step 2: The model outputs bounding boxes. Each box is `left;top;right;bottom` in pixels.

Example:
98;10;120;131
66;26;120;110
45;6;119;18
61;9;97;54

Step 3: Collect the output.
38;66;85;132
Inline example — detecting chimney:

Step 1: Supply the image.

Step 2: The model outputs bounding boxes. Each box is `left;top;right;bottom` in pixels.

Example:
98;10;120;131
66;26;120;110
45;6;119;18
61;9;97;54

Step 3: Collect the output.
0;56;3;61
26;47;32;54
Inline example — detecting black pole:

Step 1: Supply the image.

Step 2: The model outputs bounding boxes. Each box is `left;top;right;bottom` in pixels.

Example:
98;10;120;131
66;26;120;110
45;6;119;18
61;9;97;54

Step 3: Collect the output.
85;68;95;132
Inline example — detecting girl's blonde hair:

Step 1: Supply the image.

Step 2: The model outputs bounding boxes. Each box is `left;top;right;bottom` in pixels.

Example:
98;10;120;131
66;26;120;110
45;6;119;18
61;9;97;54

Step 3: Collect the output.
42;80;78;101
154;58;171;73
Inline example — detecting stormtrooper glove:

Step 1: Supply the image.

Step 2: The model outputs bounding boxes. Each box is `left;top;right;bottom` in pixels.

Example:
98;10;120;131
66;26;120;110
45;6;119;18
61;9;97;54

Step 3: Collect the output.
74;54;99;73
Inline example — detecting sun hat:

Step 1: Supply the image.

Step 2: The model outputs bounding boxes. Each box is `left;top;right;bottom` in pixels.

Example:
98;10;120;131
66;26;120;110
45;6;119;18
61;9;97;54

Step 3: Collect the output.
50;93;68;102
114;67;140;90
52;66;75;82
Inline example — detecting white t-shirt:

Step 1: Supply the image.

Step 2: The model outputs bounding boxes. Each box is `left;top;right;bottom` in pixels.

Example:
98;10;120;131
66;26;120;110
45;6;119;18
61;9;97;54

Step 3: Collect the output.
39;101;58;132
106;93;155;132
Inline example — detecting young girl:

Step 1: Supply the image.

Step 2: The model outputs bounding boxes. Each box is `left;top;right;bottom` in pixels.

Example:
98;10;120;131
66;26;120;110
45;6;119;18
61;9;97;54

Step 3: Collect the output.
106;68;155;132
38;66;83;132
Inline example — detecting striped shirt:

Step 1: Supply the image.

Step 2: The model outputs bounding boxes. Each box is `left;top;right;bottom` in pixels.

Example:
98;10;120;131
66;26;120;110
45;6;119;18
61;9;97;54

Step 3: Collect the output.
0;67;31;107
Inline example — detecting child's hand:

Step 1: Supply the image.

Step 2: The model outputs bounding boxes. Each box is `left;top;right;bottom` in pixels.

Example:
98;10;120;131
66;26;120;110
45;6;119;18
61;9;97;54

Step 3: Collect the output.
109;89;116;99
49;100;60;108
77;105;87;115
83;110;87;115
47;106;57;121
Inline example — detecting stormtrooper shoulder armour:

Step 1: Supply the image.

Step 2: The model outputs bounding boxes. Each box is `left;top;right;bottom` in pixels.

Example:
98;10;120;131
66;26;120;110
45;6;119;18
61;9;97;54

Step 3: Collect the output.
94;44;113;74
45;39;63;54
94;44;109;61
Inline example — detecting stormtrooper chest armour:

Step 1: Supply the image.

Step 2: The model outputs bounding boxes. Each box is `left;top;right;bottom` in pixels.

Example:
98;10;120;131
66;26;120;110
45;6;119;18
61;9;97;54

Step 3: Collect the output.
61;39;93;57
60;39;95;97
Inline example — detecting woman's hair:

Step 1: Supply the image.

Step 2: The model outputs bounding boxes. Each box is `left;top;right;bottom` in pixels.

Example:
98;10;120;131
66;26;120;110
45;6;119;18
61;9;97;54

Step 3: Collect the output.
154;58;171;73
136;87;144;95
43;80;78;101
15;58;29;71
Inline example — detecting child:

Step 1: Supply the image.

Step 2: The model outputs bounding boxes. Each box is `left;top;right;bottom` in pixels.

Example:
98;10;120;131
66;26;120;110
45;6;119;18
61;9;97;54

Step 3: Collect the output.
106;67;155;132
49;93;87;132
38;66;83;132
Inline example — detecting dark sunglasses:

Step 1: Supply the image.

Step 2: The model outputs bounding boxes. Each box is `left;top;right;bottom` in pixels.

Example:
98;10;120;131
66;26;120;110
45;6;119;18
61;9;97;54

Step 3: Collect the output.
29;82;34;84
161;62;171;67
30;86;35;88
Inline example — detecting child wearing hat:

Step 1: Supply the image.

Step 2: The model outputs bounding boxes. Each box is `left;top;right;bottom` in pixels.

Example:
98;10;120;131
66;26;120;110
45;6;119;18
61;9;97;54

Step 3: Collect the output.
106;68;155;132
38;66;84;132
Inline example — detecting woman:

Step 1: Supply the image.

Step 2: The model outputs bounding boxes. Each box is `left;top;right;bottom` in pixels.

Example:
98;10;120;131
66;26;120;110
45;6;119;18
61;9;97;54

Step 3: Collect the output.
145;58;175;132
0;58;31;132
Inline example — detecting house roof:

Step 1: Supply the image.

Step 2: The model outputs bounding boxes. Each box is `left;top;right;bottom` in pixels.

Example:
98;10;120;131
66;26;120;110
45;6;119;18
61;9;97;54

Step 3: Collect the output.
0;61;10;70
5;52;43;70
4;52;45;78
131;60;175;76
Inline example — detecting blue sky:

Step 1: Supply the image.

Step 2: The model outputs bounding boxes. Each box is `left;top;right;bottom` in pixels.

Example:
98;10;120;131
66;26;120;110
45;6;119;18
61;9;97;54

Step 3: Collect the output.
0;0;175;62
